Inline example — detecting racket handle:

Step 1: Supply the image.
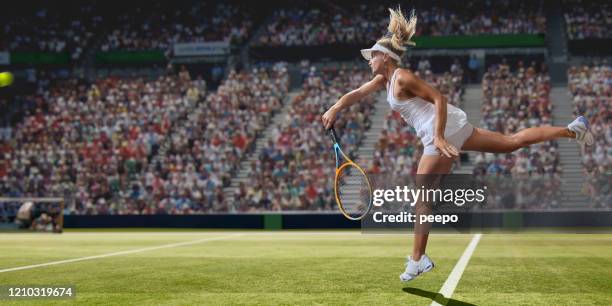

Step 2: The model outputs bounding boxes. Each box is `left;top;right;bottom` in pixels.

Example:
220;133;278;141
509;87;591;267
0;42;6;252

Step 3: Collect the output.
328;127;339;144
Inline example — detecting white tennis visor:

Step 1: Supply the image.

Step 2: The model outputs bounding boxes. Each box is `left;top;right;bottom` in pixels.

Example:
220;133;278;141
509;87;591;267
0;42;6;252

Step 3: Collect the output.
360;43;402;63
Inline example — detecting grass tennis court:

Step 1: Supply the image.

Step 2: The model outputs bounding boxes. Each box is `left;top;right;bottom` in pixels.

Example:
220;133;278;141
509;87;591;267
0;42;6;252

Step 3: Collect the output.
1;231;611;305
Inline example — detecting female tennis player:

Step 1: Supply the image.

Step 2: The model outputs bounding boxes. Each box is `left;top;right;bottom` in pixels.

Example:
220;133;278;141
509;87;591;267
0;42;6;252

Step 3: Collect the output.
321;7;593;282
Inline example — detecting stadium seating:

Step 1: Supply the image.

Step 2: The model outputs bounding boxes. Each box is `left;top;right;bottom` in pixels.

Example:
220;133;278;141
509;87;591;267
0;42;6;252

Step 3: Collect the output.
254;1;546;47
1;4;103;60
0;71;207;214
474;61;562;209
0;1;260;59
100;2;256;52
132;63;289;214
230;65;374;211
563;0;610;40
0;64;289;214
567;63;611;208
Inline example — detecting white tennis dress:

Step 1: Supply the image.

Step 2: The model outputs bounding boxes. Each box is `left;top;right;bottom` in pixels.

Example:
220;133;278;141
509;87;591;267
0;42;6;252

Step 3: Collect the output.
386;68;474;155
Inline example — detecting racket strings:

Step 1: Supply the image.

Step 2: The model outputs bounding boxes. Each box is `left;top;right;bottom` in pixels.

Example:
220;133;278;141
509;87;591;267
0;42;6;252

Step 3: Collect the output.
336;165;371;218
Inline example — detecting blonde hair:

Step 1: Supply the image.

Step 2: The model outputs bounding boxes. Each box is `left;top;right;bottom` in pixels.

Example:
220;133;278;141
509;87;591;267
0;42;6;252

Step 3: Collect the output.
377;6;417;57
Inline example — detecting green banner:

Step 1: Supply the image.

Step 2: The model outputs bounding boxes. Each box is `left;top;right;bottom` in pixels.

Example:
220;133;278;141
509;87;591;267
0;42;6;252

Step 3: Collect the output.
414;34;546;49
263;214;282;230
95;51;166;64
10;52;70;65
503;211;523;230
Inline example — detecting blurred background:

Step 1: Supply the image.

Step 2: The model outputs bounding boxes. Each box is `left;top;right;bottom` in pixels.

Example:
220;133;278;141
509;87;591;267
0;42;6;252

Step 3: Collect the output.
0;0;609;229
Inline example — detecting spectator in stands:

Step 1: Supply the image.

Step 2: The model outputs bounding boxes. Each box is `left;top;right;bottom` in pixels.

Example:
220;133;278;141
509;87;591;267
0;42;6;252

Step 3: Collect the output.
468;54;480;83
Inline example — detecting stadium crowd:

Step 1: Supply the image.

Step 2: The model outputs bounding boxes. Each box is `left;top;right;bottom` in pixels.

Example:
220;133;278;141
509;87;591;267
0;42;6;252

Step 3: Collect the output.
228;65;374;211
1;1;552;57
128;63;289;214
1;1;258;59
567;63;611;208
255;1;546;47
0;69;201;214
100;2;255;52
1;4;103;60
563;0;611;40
474;61;562;209
1;64;289;214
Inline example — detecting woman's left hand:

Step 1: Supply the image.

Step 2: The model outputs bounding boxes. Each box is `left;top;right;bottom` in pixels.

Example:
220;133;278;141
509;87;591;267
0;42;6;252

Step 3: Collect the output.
434;137;460;158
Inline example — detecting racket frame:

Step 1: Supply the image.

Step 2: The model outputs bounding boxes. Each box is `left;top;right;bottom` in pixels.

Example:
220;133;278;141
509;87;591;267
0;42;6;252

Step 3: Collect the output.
328;128;373;220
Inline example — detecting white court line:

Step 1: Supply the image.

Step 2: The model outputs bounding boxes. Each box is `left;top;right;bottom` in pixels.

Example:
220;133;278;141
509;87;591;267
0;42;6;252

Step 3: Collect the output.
0;233;242;274
431;233;482;306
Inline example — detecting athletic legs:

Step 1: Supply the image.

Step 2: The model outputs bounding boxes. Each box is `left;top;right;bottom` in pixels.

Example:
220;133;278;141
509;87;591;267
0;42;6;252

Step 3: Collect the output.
411;154;456;261
461;126;574;153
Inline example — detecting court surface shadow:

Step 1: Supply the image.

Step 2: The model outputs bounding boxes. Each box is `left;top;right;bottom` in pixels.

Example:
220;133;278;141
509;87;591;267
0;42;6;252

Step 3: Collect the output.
402;287;477;306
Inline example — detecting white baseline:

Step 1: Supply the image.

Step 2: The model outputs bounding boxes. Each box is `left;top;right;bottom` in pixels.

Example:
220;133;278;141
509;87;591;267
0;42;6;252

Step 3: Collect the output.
431;233;482;306
0;233;243;274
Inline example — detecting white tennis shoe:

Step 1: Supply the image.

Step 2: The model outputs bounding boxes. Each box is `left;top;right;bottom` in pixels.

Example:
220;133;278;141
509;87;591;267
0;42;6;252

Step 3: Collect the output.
567;116;594;146
399;254;435;282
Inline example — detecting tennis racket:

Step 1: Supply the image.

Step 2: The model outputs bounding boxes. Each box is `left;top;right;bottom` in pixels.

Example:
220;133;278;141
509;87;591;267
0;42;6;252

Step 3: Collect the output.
328;127;373;220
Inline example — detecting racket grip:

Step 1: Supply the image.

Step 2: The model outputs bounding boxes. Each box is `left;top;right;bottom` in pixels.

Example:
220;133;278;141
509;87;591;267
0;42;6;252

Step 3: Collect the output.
328;127;339;144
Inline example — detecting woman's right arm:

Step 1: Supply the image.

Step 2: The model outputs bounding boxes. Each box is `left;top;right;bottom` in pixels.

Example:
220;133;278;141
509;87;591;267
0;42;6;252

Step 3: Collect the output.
321;74;386;129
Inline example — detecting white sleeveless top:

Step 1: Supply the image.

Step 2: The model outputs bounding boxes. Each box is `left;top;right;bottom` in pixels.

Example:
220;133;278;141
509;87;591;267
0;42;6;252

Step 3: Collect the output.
386;68;468;145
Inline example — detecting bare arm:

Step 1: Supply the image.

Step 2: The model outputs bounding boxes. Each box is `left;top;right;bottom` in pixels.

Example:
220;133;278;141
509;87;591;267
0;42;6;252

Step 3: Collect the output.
395;70;459;157
330;74;385;112
322;75;385;129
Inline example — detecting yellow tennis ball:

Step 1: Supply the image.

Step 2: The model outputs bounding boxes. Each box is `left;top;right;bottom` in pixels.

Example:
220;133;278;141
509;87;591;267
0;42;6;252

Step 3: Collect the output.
0;72;14;87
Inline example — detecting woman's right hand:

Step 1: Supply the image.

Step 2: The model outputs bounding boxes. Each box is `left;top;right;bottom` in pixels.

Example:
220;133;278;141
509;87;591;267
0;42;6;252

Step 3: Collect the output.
321;107;338;130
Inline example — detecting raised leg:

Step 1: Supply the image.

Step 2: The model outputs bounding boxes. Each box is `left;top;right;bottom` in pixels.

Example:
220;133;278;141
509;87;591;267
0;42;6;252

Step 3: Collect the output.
461;126;574;153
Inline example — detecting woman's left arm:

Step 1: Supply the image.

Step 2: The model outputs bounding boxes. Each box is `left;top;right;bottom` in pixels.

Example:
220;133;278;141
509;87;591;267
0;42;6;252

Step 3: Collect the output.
395;70;459;158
